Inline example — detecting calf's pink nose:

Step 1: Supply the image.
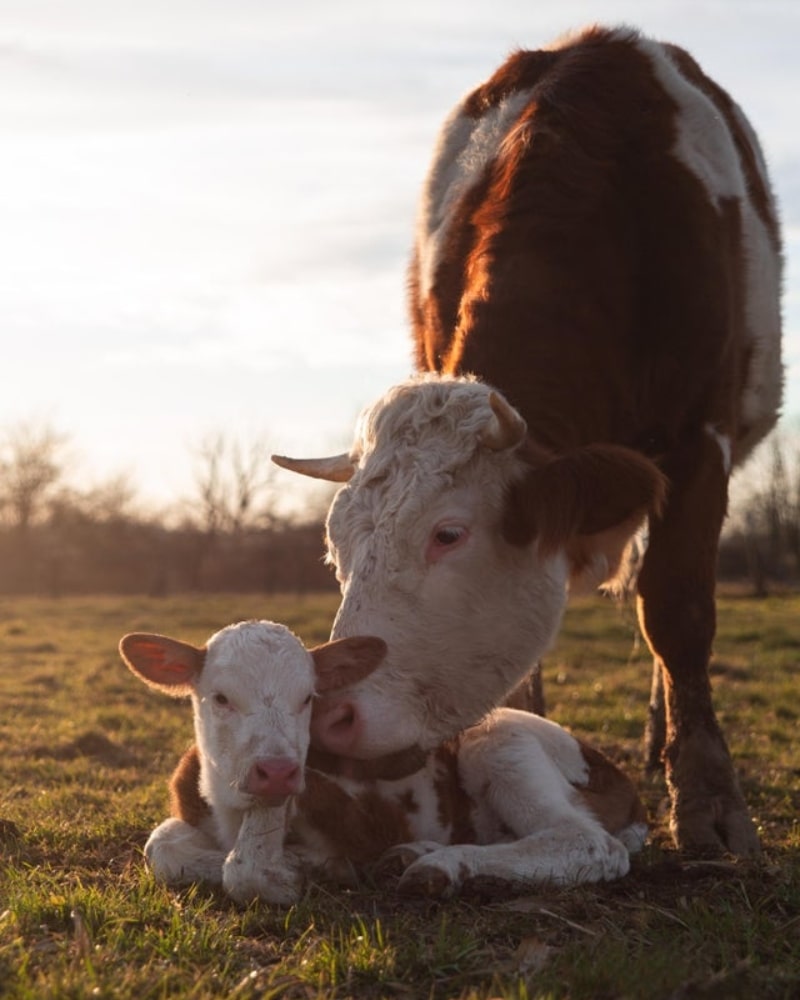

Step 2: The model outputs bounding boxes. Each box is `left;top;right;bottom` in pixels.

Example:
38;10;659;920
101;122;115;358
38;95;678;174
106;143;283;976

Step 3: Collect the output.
245;757;301;798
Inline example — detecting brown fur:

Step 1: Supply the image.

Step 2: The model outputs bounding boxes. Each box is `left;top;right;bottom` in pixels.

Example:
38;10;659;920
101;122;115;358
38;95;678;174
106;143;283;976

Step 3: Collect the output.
575;742;648;834
294;771;416;864
169;746;211;827
431;738;477;844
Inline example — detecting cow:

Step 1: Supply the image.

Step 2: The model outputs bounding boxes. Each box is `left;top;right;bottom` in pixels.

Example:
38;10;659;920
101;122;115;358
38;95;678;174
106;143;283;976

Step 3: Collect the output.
272;24;782;859
122;621;649;901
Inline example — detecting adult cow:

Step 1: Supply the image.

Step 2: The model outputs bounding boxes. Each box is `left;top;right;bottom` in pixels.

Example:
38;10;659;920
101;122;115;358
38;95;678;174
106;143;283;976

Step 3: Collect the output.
274;25;782;857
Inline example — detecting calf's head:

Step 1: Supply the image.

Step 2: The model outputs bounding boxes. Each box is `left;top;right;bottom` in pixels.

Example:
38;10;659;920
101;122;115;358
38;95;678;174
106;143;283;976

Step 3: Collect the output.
119;622;386;810
273;375;666;759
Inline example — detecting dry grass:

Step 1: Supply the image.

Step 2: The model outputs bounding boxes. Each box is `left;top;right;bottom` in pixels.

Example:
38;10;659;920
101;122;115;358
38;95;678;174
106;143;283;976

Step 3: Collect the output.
0;591;798;999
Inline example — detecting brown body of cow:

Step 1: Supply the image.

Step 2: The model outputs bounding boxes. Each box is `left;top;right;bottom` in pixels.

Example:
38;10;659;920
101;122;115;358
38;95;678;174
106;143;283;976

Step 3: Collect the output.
409;26;781;855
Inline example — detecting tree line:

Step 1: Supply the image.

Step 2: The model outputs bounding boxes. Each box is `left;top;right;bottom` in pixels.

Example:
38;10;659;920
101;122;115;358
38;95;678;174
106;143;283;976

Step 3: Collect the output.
1;419;798;596
0;422;337;596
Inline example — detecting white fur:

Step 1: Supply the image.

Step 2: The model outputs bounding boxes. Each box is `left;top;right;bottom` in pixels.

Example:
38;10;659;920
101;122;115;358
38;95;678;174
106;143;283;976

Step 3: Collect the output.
320;376;621;758
416;89;536;300
371;710;643;893
636;34;782;460
706;425;733;476
141;621;315;904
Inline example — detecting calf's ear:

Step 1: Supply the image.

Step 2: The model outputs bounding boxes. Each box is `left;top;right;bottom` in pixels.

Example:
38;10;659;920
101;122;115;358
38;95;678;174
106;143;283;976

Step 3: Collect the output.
310;636;387;693
119;632;205;697
503;444;667;583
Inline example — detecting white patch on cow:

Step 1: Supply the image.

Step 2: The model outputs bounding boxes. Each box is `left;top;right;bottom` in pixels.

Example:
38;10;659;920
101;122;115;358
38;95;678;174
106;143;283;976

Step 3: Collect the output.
636;37;744;208
416;89;535;300
636;34;783;461
737;198;783;459
705;425;733;475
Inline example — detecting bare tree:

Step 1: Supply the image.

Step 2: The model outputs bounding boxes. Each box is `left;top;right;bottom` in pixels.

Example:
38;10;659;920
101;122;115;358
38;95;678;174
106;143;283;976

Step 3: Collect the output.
725;427;800;589
190;432;275;535
0;421;67;533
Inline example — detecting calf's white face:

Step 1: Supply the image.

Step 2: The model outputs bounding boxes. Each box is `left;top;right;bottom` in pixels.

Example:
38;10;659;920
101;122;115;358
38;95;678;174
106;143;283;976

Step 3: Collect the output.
122;622;315;810
274;376;665;761
120;622;387;810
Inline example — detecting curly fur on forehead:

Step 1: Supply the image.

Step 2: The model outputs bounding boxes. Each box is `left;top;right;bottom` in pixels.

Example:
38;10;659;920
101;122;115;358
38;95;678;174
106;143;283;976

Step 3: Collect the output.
351;373;501;481
325;375;528;576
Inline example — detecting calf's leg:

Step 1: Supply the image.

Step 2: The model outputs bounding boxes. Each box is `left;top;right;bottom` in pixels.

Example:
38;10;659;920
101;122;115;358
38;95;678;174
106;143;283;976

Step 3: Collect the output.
144;818;225;886
222;804;303;905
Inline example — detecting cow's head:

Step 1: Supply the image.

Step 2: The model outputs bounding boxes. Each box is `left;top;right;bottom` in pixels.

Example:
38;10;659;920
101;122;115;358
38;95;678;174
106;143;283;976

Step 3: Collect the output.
273;374;666;760
119;622;386;809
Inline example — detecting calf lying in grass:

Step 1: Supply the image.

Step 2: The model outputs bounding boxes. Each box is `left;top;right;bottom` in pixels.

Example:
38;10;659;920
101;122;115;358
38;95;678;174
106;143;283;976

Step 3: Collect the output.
120;622;384;904
121;621;647;903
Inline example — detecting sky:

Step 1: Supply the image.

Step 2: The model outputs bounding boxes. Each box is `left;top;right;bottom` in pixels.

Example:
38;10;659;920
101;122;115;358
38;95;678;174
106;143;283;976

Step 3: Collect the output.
2;0;798;513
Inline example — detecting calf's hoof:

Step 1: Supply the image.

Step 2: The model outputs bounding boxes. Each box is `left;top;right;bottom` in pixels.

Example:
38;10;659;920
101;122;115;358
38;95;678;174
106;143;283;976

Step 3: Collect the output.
222;854;303;906
398;861;456;899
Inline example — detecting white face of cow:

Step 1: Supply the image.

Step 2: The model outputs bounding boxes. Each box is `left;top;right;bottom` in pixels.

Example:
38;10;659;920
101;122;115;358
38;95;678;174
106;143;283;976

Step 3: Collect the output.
274;375;666;762
309;378;571;759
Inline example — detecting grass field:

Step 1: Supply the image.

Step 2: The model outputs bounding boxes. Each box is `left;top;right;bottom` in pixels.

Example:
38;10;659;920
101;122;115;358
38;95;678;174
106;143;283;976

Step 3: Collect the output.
0;590;798;999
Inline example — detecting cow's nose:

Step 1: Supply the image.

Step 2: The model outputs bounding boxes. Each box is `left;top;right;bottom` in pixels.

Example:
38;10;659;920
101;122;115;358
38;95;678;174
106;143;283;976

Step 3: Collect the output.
244;757;302;799
310;699;361;754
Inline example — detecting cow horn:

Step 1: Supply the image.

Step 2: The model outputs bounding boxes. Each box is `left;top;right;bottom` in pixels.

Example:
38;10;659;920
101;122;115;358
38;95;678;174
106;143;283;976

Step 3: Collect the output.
271;452;356;482
480;392;527;451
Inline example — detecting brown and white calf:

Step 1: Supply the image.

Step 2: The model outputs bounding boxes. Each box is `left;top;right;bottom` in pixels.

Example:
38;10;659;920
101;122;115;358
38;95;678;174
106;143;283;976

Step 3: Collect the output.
119;622;385;904
273;25;782;857
123;622;647;901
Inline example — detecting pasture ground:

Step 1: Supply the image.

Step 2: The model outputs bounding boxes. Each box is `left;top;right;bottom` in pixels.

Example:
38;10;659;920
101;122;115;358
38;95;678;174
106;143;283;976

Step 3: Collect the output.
0;590;798;999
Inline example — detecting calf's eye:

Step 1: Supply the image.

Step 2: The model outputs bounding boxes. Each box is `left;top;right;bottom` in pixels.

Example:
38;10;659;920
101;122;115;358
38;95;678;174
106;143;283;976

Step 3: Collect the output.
213;693;229;706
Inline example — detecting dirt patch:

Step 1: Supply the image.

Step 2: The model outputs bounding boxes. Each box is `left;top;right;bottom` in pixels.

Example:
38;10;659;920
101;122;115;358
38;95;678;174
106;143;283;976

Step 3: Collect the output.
34;730;139;768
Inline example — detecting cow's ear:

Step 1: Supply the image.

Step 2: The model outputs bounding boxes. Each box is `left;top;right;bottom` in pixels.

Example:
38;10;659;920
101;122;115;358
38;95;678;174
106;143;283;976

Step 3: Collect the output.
119;632;204;697
503;444;667;565
310;636;387;694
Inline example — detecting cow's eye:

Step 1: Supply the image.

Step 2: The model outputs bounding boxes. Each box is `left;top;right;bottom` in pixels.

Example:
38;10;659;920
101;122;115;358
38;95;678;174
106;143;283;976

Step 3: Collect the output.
427;523;470;562
302;693;313;708
213;692;230;706
434;526;466;546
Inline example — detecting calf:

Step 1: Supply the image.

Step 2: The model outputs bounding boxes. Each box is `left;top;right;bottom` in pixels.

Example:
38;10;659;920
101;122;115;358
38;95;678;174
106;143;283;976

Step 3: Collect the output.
119;622;385;904
133;625;648;901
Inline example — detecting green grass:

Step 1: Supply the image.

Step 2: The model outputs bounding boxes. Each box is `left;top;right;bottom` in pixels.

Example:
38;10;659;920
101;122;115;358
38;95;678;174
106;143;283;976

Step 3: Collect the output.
1;591;798;999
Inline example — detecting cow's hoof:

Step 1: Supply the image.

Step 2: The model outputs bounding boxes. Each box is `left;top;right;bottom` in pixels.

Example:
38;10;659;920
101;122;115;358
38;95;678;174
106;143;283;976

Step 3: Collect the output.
672;799;761;858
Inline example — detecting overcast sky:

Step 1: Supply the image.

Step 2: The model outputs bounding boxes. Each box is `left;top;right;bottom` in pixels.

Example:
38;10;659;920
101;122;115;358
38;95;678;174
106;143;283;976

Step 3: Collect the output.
2;0;798;511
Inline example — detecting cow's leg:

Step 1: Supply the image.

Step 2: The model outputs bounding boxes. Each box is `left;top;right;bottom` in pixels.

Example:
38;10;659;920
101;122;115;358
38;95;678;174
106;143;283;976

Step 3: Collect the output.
644;658;666;772
636;431;759;856
503;661;545;715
